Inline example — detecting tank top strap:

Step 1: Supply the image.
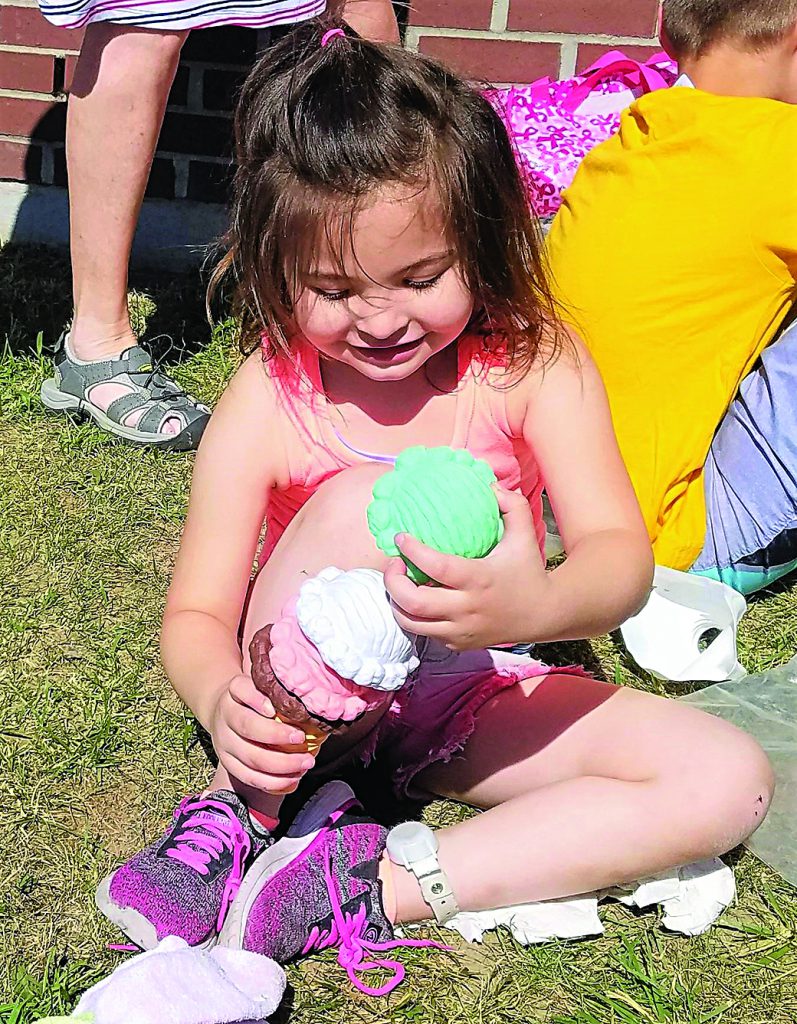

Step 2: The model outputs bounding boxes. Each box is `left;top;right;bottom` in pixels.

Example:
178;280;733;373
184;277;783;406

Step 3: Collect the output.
455;332;513;451
267;345;348;484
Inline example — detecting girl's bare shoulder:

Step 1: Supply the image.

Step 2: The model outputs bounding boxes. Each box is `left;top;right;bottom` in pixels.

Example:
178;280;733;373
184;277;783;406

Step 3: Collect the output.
500;325;588;430
192;349;290;485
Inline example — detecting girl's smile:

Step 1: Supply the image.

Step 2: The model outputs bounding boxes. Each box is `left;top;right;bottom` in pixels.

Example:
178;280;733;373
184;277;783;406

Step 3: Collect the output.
348;333;429;366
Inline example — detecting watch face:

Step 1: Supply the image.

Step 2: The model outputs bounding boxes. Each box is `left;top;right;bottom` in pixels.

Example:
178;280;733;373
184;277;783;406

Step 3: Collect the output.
386;821;438;865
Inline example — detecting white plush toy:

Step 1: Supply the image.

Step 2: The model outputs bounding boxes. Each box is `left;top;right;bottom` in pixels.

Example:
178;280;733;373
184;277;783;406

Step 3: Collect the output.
35;936;286;1024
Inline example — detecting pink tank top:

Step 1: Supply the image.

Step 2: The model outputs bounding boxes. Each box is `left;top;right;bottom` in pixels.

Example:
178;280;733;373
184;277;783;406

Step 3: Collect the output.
259;334;546;566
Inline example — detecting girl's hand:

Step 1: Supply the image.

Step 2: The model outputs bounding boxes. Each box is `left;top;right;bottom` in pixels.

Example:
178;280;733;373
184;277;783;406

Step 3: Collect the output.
210;673;316;794
384;487;550;650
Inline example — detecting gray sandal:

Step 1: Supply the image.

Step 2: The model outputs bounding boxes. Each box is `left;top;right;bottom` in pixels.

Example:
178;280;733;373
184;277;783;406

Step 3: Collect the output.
40;332;211;451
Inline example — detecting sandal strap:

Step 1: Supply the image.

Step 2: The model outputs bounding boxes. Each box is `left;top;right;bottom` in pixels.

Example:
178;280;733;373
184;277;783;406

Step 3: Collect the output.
138;400;189;434
55;344;154;393
103;389;161;424
104;388;207;428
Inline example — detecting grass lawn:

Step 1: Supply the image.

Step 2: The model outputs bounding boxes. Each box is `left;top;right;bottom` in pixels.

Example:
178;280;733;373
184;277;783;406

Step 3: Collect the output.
1;241;797;1024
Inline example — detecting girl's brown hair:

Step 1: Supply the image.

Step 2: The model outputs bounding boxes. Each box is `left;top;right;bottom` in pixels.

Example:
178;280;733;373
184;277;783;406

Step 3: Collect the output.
209;15;566;377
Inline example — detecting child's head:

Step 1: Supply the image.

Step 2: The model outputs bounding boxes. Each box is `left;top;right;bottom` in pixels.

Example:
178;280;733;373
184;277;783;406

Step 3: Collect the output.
661;0;797;100
214;18;562;381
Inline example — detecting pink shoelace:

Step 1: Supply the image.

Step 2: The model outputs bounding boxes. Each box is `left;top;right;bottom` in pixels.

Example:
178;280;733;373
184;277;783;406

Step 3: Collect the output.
165;796;252;930
302;852;450;997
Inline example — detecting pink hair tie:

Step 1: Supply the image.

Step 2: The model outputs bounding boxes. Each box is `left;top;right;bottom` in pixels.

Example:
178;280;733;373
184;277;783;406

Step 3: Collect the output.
321;28;345;47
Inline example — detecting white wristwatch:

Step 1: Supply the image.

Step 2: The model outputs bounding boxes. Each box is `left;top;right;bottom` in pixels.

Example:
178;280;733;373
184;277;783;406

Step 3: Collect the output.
386;822;460;924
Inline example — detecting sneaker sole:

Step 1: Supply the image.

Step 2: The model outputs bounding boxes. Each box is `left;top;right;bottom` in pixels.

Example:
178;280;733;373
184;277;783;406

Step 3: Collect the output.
217;781;358;950
40;377;206;452
96;781;355;951
95;875;189;952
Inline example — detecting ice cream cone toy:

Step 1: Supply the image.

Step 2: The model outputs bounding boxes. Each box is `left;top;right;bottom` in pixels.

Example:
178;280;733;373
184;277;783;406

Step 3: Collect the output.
367;446;504;584
248;625;334;755
248;599;396;754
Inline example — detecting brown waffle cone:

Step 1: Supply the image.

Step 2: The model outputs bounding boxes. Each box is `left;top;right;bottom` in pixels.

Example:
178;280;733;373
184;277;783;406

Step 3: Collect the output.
249;624;339;753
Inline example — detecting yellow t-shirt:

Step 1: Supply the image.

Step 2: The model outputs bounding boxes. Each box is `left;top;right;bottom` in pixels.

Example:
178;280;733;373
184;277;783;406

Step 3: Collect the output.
546;87;797;569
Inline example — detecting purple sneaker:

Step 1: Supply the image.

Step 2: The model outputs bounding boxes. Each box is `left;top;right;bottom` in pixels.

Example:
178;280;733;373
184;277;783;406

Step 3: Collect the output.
218;784;446;996
95;790;269;949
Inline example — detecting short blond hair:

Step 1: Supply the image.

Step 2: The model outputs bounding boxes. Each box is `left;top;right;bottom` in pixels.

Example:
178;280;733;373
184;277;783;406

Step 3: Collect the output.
662;0;797;57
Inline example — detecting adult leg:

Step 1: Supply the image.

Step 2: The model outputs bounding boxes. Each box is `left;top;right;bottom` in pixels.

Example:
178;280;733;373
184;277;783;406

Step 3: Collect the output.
389;671;773;923
67;24;188;360
44;24;210;449
692;319;797;594
341;0;400;42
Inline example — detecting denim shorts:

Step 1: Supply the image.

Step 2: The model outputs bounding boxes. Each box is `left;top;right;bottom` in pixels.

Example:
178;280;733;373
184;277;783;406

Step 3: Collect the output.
693;320;797;594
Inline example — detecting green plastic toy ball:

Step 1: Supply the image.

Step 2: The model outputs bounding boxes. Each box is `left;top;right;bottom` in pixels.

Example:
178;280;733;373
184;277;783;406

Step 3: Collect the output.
367;446;504;584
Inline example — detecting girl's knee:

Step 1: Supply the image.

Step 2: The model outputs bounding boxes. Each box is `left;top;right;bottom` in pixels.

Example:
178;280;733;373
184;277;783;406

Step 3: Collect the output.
299;463;389;527
679;725;774;853
319;461;390;496
275;462;392;571
718;729;774;825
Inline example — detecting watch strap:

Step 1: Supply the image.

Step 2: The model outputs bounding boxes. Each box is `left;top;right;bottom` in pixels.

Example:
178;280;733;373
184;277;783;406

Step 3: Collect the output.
409;853;460;924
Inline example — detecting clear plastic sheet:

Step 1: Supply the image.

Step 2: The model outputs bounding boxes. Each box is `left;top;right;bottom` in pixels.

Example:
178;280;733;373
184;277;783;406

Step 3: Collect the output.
681;657;797;885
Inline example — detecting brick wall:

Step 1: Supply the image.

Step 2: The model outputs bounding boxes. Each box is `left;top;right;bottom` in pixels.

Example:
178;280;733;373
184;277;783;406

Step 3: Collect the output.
407;0;660;83
0;0;660;204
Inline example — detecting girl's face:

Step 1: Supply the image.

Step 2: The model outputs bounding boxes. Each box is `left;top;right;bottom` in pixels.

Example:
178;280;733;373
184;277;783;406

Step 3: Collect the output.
291;187;474;382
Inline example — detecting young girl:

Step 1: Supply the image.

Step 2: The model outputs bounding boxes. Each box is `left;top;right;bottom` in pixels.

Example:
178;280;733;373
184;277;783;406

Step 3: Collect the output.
97;18;773;993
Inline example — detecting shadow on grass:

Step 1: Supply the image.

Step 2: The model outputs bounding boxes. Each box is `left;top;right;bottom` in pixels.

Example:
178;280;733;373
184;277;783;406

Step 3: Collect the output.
0;242;225;363
749;569;797;604
269;984;295;1024
536;638;609;680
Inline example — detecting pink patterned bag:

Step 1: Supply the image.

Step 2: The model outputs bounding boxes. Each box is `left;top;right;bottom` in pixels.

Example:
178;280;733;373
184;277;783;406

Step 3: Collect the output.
488;50;679;218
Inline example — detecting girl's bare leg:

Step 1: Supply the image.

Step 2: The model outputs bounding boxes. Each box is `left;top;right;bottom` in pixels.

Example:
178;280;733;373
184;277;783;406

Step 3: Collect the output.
390;673;774;922
211;464;391;813
67;25;188;360
207;460;772;902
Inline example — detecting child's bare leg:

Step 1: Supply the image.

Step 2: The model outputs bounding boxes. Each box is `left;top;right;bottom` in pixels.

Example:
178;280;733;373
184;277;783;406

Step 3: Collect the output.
390;674;774;922
209;463;391;813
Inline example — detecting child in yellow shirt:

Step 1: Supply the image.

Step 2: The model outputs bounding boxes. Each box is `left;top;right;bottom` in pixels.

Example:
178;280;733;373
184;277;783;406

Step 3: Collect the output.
546;0;797;594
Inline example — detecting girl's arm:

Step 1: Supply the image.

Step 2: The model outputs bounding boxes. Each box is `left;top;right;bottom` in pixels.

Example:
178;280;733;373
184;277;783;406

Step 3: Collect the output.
518;335;654;640
384;334;653;648
161;354;308;785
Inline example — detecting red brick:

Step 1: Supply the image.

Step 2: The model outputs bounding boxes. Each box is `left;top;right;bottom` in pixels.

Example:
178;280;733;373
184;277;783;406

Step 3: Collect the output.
418;36;560;84
508;0;659;38
0;6;84;51
576;42;662;72
0;50;55;93
64;54;79;90
410;0;493;31
0;138;39;180
0;95;65;138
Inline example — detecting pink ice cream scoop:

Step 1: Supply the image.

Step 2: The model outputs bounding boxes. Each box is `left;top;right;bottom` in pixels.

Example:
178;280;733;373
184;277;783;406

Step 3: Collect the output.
248;599;393;733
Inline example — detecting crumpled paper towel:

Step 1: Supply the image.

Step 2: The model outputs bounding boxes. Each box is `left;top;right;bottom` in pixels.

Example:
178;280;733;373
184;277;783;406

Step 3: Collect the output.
441;858;734;945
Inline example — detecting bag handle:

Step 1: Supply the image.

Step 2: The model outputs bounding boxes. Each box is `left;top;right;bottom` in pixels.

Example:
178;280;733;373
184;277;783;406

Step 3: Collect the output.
528;76;555;103
563;55;670;112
